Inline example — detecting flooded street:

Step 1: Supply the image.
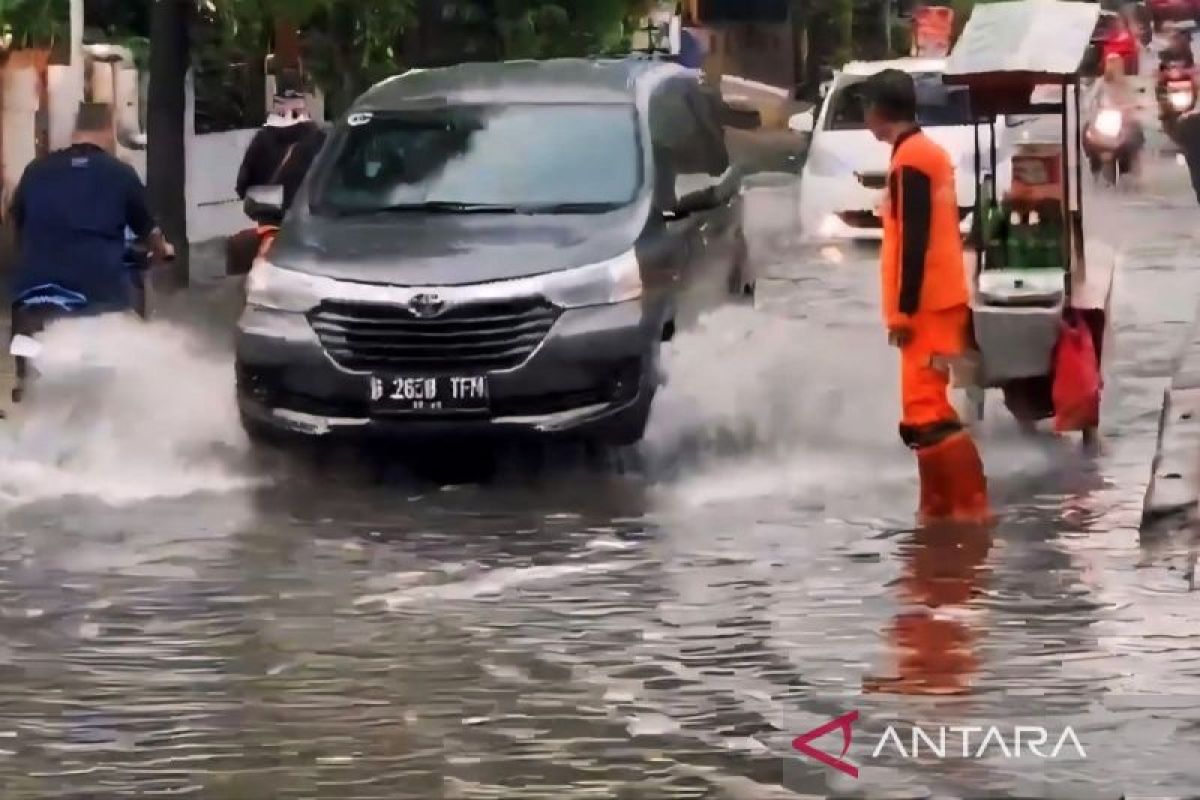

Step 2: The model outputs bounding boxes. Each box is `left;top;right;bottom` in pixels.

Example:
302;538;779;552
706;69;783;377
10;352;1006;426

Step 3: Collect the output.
1;164;1200;798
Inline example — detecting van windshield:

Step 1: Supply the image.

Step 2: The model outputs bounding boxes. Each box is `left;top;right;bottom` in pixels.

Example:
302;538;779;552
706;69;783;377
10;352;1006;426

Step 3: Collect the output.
824;72;973;131
313;104;641;215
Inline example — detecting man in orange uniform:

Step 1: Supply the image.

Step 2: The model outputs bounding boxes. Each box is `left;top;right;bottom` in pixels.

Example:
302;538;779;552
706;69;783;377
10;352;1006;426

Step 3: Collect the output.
865;70;989;524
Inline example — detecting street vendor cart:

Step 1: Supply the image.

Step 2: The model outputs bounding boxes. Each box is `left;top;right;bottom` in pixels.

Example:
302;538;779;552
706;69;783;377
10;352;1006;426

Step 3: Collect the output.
943;0;1113;441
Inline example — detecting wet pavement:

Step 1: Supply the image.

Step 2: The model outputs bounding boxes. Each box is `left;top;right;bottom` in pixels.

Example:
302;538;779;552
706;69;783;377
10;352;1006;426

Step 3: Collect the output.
1;153;1200;798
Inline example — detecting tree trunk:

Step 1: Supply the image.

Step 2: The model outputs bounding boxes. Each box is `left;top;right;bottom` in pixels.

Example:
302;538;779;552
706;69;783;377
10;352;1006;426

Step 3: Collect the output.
148;0;191;290
273;17;303;90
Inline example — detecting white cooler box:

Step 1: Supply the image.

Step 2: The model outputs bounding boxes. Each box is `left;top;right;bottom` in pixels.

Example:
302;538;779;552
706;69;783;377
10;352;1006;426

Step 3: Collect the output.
973;269;1065;383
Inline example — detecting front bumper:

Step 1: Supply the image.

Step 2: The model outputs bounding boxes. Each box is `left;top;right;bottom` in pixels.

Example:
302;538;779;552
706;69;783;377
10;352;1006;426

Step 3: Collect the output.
235;298;663;442
801;173;981;243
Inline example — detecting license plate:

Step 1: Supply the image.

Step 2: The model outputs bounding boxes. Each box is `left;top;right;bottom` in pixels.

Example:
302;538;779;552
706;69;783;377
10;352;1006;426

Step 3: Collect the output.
369;375;489;413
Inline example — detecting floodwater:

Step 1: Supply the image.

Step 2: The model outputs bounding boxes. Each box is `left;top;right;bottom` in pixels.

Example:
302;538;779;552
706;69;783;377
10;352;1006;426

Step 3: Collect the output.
0;162;1199;799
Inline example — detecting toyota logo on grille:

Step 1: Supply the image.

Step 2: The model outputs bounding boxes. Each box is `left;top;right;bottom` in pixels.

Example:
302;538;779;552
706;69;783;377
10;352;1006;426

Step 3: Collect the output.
408;293;446;318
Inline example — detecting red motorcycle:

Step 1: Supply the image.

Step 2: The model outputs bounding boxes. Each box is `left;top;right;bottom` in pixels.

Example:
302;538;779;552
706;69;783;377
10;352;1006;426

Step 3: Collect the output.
1158;59;1197;143
1103;24;1141;75
226;187;285;277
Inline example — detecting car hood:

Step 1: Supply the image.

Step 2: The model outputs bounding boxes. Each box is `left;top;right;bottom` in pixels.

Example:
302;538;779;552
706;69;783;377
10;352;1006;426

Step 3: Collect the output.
812;125;1002;177
270;204;645;286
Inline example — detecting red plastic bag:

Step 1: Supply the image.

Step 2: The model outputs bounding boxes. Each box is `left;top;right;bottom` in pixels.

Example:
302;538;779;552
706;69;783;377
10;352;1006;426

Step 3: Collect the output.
1052;314;1102;433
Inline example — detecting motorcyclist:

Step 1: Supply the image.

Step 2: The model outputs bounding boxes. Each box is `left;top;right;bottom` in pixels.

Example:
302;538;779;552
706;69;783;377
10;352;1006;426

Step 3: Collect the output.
1102;13;1139;76
8;103;172;316
6;103;173;400
1083;53;1145;180
228;89;327;276
235;88;324;206
1159;29;1195;69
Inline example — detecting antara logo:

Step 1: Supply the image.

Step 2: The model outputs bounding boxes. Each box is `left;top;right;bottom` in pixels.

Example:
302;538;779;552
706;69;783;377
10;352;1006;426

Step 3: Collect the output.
792;711;859;778
792;712;1087;778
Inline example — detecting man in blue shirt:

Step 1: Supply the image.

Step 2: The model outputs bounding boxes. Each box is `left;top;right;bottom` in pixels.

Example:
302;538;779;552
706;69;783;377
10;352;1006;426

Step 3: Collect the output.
8;103;173;315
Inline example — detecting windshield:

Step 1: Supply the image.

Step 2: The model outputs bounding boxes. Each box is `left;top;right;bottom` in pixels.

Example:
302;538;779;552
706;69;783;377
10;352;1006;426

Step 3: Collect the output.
313;104;641;216
824;72;973;131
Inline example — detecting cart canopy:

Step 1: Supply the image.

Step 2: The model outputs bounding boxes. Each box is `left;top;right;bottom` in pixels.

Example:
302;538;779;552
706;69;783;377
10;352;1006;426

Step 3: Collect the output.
943;0;1100;115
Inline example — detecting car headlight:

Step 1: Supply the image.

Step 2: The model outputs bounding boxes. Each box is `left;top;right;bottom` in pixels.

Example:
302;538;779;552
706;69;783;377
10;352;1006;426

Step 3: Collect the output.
245;258;329;312
542;249;643;308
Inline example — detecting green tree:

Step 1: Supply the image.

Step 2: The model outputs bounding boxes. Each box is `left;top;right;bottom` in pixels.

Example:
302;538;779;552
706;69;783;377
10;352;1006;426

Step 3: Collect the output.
0;0;67;51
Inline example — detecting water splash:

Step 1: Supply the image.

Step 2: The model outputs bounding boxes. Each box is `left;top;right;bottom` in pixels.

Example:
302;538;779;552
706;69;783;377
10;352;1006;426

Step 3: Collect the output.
0;314;260;507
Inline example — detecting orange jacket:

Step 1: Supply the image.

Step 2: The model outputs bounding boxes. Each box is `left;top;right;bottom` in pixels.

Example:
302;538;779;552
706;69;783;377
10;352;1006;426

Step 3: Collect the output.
880;129;969;329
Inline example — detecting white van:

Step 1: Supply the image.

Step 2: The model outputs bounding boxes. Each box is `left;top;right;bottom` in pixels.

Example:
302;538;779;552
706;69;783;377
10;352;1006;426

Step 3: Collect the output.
790;58;1016;241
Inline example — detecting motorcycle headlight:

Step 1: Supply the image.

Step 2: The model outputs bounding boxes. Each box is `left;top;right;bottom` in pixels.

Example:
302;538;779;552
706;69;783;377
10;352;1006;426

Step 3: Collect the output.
1170;89;1194;111
542;249;643;308
245;259;329;312
1095;109;1124;139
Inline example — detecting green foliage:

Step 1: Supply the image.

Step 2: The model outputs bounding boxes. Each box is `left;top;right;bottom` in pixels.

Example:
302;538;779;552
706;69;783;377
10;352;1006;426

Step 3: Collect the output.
490;0;648;59
0;0;68;51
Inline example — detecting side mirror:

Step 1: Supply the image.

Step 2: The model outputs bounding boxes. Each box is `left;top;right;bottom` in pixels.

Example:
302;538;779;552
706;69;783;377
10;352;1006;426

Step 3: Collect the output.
789;110;816;134
244;185;285;225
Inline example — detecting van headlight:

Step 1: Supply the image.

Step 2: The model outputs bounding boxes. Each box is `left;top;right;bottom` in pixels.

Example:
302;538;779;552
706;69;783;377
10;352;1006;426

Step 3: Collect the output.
245;259;327;312
544;249;643;308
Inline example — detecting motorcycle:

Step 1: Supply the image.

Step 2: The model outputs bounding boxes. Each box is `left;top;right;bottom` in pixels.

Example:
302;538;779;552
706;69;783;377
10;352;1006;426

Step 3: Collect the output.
9;239;159;405
1158;59;1197;142
1085;104;1142;186
226;186;286;277
9;284;91;404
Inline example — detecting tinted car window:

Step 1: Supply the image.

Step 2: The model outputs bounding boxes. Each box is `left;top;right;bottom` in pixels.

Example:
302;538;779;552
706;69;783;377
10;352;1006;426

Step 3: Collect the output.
313;104;641;215
824;72;973;130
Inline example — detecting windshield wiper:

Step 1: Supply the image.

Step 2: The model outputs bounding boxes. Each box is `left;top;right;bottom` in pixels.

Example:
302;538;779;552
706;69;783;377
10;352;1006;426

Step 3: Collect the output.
358;201;522;215
515;202;624;214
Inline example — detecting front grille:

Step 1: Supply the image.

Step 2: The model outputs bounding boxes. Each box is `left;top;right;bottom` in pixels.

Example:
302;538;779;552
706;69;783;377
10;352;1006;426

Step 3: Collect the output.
856;172;887;189
309;298;560;373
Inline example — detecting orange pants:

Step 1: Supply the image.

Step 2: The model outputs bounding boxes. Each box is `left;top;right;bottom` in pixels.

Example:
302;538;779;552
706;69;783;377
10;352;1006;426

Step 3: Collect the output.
899;305;969;441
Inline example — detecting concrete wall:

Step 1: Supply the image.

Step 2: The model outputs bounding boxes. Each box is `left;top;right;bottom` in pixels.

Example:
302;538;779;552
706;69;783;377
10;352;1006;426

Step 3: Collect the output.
186;128;257;245
689;22;799;95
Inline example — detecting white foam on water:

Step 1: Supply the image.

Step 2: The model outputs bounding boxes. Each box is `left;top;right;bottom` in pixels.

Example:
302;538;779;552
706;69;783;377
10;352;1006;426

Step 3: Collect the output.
0;314;261;508
357;560;634;609
640;300;1078;515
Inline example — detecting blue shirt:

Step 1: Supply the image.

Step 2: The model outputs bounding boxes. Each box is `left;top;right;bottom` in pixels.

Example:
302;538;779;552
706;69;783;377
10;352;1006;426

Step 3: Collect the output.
10;144;155;310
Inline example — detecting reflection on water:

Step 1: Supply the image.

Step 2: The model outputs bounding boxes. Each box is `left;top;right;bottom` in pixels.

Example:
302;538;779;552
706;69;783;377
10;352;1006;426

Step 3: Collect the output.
0;181;1199;797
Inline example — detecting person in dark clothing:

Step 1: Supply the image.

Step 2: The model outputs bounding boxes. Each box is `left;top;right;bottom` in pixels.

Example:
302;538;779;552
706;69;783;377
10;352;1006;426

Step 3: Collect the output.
1176;110;1200;204
7;103;174;403
8;103;173;313
235;90;323;203
274;124;328;210
1160;30;1195;68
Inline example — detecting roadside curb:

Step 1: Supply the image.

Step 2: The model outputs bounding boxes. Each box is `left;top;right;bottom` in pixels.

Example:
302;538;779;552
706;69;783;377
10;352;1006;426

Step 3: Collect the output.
1142;299;1200;532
